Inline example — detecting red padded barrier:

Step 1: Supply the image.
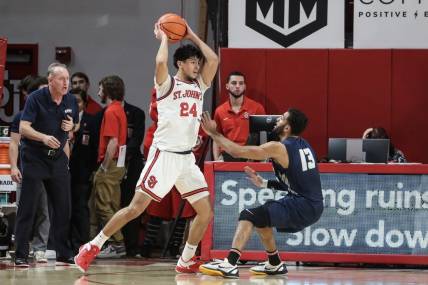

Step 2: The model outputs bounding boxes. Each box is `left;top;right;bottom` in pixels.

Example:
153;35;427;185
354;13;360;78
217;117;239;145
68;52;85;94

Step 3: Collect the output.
0;38;6;64
265;49;329;158
391;50;428;163
218;48;266;107
328;50;392;140
217;48;428;163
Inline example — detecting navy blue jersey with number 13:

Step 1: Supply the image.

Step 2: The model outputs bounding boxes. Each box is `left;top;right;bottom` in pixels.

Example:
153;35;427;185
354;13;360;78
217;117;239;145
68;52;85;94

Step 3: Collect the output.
271;137;323;202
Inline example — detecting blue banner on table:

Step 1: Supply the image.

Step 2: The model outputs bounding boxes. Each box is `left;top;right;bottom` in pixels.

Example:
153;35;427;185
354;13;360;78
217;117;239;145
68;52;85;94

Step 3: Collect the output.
213;172;428;255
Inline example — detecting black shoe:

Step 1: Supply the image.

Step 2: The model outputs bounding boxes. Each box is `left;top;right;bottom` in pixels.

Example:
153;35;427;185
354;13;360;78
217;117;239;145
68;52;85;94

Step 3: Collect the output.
124;249;140;258
168;246;180;258
56;256;75;265
15;257;30;268
140;247;152;258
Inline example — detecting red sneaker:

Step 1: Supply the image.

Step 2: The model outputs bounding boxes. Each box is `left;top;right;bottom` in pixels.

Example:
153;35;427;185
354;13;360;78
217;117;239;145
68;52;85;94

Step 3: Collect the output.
74;243;100;272
175;256;203;274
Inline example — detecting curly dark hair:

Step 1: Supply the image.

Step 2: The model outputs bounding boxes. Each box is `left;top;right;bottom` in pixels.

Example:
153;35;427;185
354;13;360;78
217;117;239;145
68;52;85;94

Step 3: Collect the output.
27;76;48;93
18;75;36;94
287;108;308;136
99;75;125;101
173;44;203;69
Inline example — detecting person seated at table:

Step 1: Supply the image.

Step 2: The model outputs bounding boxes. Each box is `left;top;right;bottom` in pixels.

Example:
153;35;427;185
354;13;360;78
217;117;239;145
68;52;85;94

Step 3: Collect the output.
362;127;406;163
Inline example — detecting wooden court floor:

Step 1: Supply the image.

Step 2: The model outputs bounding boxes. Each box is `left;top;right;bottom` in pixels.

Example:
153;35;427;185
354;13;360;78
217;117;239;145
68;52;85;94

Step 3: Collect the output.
0;258;427;285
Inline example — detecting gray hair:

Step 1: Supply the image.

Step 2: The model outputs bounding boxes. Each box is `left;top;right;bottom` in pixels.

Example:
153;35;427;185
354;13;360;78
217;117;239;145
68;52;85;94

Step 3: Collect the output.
47;62;68;77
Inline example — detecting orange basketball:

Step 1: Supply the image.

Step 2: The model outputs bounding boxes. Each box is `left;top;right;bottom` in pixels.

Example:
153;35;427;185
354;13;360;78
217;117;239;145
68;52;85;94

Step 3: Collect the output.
158;13;187;43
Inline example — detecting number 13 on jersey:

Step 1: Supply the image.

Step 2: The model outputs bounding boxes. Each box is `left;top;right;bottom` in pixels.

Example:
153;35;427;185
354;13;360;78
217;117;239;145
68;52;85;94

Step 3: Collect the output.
299;148;315;171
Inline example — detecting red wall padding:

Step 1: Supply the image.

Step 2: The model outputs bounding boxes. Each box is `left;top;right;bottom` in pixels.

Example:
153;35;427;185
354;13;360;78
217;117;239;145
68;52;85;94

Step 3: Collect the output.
328;50;392;138
218;49;267;106
265;50;328;158
391;50;428;163
218;48;428;163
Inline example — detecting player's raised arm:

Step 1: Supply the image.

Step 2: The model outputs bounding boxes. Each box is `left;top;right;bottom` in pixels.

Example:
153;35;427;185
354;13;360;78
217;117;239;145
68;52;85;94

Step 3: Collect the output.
200;111;288;163
184;23;218;87
154;22;169;86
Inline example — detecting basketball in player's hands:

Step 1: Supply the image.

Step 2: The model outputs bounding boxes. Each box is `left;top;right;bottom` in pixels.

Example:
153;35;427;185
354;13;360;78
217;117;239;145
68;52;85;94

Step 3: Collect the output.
158;13;187;43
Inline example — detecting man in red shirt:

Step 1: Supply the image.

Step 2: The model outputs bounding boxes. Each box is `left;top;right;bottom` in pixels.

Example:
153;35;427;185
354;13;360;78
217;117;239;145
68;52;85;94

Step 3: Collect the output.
71;72;103;115
213;71;265;161
90;75;127;257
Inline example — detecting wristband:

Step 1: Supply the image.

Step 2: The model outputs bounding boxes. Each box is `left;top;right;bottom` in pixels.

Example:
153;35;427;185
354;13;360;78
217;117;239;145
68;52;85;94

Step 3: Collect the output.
261;178;268;188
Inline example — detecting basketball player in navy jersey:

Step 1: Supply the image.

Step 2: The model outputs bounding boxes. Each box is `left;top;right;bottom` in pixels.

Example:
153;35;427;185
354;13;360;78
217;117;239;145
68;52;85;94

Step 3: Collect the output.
199;108;324;278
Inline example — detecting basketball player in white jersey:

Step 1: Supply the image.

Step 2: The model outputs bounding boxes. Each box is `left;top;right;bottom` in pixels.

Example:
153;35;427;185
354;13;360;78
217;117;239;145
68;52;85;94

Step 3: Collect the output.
74;21;218;273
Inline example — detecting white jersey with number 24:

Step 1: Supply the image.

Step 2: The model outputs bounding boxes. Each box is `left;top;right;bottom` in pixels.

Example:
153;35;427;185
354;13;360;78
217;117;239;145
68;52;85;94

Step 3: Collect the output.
152;75;209;152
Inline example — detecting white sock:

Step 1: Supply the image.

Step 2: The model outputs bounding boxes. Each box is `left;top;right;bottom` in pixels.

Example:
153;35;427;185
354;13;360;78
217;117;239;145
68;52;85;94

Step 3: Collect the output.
180;242;198;263
90;231;109;249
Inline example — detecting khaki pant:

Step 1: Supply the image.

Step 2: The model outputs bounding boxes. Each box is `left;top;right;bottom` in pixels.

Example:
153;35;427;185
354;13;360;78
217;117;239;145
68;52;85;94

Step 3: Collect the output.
90;161;126;243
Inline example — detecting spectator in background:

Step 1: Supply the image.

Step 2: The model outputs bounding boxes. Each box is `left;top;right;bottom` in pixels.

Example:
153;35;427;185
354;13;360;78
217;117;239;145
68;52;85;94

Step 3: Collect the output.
69;88;99;254
120;99;145;257
9;75;50;264
90;77;146;258
89;75;127;258
213;71;265;161
15;63;78;267
362;127;407;163
17;75;36;99
71;72;103;115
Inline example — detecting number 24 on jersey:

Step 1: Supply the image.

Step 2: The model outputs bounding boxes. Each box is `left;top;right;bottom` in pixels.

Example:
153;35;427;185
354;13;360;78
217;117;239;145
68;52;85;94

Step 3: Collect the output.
180;102;197;117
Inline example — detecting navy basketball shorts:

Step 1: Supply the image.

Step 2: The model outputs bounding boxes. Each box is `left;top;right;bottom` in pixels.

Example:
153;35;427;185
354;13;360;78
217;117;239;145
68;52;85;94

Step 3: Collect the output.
264;194;324;233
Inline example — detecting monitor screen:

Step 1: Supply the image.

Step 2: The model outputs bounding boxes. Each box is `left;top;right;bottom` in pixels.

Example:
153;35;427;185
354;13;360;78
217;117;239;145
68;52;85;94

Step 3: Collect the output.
363;139;390;163
249;115;281;133
328;138;347;162
328;138;390;163
248;115;281;146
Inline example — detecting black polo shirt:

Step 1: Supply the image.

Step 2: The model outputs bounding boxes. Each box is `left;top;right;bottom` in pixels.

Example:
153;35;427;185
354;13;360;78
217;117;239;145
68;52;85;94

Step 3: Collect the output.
10;110;23;134
21;87;79;148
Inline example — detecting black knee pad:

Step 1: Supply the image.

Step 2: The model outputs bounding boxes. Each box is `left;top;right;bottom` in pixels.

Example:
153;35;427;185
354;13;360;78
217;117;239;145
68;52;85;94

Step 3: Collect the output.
238;206;270;228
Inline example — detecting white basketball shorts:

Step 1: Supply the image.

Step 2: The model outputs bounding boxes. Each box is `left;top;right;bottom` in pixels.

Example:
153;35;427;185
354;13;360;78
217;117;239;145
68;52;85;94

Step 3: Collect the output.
136;146;209;204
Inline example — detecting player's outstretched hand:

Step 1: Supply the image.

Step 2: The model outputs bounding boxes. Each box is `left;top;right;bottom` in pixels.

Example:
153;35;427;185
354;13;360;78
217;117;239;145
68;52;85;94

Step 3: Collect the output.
154;22;167;41
200;111;217;136
244;166;264;188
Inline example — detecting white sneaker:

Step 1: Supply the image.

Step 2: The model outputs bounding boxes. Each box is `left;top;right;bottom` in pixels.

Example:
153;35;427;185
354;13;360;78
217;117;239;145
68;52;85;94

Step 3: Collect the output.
249;261;287;275
34;251;48;263
45;250;56;260
199;258;239;279
97;244;125;259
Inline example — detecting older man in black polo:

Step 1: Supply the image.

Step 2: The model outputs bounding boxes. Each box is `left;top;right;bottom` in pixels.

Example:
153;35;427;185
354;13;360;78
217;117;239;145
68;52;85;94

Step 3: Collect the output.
15;62;79;267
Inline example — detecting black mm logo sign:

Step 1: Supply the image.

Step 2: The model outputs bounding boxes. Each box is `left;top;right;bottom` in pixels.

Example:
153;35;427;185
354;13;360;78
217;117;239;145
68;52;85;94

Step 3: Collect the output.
245;0;328;47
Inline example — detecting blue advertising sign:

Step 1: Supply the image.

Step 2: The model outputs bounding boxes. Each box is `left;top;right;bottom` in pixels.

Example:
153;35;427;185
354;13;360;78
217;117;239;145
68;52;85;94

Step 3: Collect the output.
213;172;428;255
